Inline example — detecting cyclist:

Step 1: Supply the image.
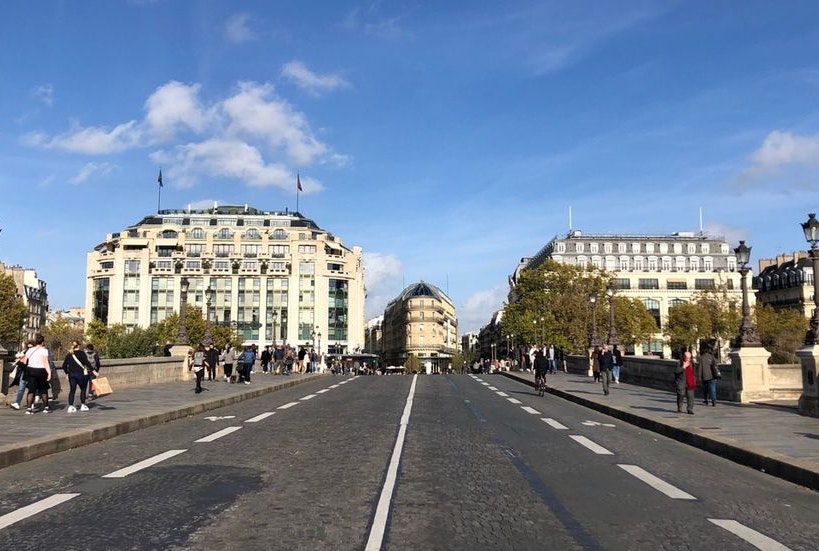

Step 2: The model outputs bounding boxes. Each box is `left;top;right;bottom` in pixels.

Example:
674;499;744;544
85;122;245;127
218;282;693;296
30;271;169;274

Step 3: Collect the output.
533;347;549;396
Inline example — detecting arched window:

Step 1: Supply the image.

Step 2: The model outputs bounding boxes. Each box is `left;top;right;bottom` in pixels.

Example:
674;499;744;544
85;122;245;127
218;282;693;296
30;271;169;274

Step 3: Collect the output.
189;228;205;240
643;298;661;328
272;229;288;240
160;229;178;239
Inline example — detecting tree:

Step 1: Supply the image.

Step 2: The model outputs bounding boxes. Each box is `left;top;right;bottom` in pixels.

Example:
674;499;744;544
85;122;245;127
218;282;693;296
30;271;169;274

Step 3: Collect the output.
695;287;741;360
41;317;85;360
755;304;809;364
104;324;160;358
154;305;241;351
664;302;709;356
610;296;658;349
405;353;421;373
449;350;464;373
0;273;27;350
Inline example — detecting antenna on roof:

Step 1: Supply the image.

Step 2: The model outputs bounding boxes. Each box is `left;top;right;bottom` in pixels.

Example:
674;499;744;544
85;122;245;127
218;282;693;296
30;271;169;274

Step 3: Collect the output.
569;205;573;231
699;207;703;233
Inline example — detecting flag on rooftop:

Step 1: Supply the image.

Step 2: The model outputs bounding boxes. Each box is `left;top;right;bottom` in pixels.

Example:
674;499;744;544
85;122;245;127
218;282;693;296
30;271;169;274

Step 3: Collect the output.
158;170;163;187
297;173;302;192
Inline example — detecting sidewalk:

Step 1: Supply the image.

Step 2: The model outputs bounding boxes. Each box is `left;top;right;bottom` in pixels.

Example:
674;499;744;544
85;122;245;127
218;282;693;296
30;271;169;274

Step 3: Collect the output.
0;372;327;470
500;370;819;491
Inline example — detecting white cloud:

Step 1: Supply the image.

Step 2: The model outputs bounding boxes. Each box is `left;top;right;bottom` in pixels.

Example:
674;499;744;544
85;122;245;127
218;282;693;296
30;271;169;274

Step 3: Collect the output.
23;80;344;189
225;13;255;44
363;252;403;318
70;162;116;184
702;222;747;249
22;120;142;154
281;60;351;96
144;81;211;142
737;131;819;185
32;84;54;107
459;285;508;333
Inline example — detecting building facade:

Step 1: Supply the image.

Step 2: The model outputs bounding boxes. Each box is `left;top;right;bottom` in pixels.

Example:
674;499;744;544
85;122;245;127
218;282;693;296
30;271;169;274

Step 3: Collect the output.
754;252;814;318
0;262;48;349
85;206;365;353
511;230;747;358
382;282;458;371
364;315;384;358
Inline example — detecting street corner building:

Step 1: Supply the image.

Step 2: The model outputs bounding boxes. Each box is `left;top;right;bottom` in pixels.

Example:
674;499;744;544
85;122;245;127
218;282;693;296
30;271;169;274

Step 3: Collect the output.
381;281;458;372
84;205;366;353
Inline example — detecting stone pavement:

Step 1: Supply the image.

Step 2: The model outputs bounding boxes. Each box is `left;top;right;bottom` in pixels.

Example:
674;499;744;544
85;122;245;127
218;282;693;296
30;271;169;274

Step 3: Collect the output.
501;370;819;491
0;372;326;470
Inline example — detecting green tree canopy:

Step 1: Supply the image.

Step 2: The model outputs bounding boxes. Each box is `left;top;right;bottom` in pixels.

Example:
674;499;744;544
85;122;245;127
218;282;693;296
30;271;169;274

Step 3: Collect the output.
0;273;27;350
41;317;86;360
755;304;809;364
610;296;658;349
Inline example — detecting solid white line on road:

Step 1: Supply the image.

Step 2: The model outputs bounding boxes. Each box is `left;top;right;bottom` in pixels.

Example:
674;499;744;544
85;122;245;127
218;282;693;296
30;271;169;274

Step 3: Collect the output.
496;391;509;397
708;519;793;551
569;435;614;455
541;417;568;430
521;406;541;415
316;388;330;394
0;493;81;530
195;427;242;443
366;374;418;551
245;412;276;423
618;464;696;500
507;398;523;404
487;386;498;390
103;449;188;478
277;402;299;410
300;394;317;401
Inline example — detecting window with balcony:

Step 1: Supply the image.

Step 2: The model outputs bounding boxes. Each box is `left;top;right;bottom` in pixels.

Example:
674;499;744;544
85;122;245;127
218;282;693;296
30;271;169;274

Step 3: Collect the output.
298;244;317;254
667;281;687;290
611;278;631;289
213;244;234;257
241;244;261;257
215;228;233;240
186;244;206;257
638;278;659;289
695;279;715;290
269;244;289;257
189;227;206;240
272;229;288;240
243;228;262;240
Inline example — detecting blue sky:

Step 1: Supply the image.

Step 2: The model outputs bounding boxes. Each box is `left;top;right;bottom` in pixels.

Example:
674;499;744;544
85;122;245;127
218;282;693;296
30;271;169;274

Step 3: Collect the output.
2;1;819;333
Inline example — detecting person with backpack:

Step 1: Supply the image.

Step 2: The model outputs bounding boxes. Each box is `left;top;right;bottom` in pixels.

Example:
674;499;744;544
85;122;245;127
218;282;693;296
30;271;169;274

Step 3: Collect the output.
85;343;101;399
238;346;254;384
62;340;99;412
190;344;206;393
697;346;719;407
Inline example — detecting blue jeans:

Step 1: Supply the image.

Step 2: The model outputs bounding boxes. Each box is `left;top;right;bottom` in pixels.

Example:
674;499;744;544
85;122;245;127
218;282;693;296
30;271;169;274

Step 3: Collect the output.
14;377;28;404
612;365;620;382
703;379;717;404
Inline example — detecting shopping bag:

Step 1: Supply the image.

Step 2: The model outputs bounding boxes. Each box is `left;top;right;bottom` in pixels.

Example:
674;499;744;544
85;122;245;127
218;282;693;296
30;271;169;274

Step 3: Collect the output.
91;376;113;397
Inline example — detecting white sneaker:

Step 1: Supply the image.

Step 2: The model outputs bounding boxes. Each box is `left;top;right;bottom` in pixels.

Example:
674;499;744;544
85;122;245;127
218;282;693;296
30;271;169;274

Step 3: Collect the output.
67;405;77;413
9;402;20;410
80;404;89;411
244;381;250;385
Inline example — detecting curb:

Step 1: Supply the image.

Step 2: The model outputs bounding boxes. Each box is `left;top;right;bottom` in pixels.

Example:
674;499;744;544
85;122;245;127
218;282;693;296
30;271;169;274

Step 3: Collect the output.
0;374;327;470
500;371;819;492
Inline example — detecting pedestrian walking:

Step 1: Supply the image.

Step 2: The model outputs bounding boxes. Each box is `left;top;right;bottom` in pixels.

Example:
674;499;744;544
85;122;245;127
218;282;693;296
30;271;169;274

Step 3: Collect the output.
697;347;718;407
205;343;219;381
62;341;98;412
599;344;614;395
85;343;101;399
238;346;254;384
675;351;696;414
191;344;206;393
221;345;235;382
591;345;601;382
8;344;32;410
612;344;622;383
23;334;53;414
261;345;272;374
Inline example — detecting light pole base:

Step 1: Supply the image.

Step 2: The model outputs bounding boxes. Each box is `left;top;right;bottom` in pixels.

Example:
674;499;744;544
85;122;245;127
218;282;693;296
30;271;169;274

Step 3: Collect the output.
797;345;819;417
728;345;772;402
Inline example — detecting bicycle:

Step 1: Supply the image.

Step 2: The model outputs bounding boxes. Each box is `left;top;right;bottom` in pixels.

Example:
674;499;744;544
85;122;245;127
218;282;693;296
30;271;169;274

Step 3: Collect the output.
534;373;547;397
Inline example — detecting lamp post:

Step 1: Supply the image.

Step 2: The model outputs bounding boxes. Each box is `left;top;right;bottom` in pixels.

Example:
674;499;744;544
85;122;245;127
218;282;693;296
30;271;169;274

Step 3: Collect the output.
272;310;278;345
734;240;761;347
540;316;545;346
203;285;213;346
802;213;819;345
606;287;619;346
491;342;496;363
177;276;189;345
589;292;599;347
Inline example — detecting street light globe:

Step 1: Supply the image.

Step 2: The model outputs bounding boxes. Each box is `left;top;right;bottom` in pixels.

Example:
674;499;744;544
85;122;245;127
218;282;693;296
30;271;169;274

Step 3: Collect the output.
734;240;752;267
802;213;819;244
589;292;597;304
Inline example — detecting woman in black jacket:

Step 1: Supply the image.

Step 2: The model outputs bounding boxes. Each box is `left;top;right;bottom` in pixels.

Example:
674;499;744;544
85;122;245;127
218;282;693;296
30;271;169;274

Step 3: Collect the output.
62;341;98;412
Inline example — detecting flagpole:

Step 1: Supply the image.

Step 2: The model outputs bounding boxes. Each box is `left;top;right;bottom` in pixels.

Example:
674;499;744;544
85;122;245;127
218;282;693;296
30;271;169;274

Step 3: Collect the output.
296;172;301;214
157;169;163;213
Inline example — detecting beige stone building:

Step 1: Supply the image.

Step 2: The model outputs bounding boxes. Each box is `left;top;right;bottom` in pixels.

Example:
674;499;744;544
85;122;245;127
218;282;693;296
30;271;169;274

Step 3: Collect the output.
0;261;48;349
382;282;458;372
511;230;748;358
85;206;365;353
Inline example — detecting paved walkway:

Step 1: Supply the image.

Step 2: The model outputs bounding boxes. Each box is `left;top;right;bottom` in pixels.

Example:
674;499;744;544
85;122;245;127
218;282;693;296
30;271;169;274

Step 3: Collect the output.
501;370;819;491
0;373;326;470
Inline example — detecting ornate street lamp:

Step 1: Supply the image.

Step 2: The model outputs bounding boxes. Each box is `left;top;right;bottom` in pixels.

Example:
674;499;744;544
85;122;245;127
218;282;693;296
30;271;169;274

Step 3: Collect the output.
203;285;214;346
606;286;619;346
802;213;819;345
589;292;600;347
734;240;761;347
540;316;545;345
177;276;190;345
272;310;278;345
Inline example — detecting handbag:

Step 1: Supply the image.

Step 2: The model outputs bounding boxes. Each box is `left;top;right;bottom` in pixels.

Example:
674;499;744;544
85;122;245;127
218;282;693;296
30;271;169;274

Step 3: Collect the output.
91;376;113;397
72;353;89;376
711;363;722;380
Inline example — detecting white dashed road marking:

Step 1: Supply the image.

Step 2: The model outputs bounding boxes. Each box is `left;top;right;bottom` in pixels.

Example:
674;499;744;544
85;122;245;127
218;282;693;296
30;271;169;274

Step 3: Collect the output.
521;406;541;415
195;427;243;443
103;449;188;478
487;386;498;390
708;519;793;551
300;394;317;401
507;398;522;404
569;435;614;455
496;392;509;397
245;412;276;423
277;402;299;410
316;388;330;394
0;493;81;530
618;464;696;500
204;415;236;421
329;384;340;388
541;418;568;430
